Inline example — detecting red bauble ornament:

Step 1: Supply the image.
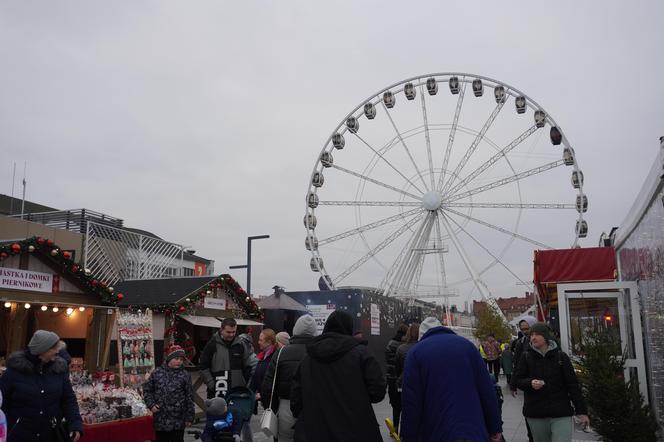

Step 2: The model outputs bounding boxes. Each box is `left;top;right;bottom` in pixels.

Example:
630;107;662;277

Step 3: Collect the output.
37;237;45;245
178;305;186;313
10;243;20;253
47;239;54;246
90;280;98;287
63;251;72;260
117;293;124;300
71;265;79;273
0;252;7;260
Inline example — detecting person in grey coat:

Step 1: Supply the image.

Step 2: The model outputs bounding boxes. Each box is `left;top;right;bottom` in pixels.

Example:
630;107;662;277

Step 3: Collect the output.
143;345;195;442
199;318;258;399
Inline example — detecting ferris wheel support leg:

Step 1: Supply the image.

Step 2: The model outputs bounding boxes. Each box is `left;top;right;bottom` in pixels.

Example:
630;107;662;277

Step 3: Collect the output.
439;213;507;322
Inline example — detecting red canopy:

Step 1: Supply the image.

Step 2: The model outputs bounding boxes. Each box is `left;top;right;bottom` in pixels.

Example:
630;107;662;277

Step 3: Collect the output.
534;247;617;284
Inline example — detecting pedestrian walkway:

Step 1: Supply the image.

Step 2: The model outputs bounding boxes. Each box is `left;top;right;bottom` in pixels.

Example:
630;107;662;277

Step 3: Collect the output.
185;379;600;441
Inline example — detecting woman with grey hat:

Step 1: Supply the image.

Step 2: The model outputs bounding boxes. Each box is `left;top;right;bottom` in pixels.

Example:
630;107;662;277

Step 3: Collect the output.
513;322;589;442
0;329;83;441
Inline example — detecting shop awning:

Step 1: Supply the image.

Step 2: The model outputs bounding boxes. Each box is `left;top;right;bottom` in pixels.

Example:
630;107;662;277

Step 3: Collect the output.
534;247;617;284
178;314;221;328
178;315;263;327
217;317;264;326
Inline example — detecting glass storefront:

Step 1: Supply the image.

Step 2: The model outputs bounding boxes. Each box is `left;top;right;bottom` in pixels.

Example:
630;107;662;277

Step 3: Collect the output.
617;184;664;425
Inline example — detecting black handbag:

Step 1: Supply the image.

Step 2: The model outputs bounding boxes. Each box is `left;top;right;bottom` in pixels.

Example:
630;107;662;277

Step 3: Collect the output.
50;417;70;442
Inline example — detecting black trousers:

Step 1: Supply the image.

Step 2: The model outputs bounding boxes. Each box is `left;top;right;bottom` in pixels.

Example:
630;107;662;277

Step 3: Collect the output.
387;380;402;431
487;359;500;377
155;429;185;442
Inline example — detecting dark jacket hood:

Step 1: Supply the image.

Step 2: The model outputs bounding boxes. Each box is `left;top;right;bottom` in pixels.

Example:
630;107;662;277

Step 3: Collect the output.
306;332;359;362
290;334;314;345
420;325;457;341
6;350;68;374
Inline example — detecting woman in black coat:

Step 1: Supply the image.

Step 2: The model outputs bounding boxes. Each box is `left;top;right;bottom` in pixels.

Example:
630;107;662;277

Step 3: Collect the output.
0;330;83;442
261;315;318;442
290;310;386;442
513;323;589;442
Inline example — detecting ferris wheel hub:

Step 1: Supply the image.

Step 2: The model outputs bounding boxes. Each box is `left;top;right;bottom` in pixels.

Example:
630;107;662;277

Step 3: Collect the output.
422;191;443;211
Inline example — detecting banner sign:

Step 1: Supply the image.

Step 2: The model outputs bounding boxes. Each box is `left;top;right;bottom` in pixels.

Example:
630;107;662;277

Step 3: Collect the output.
0;268;53;293
370;303;380;336
307;304;336;333
204;297;228;310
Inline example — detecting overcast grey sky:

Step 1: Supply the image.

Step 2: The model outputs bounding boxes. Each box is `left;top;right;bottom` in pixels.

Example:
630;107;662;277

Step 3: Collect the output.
2;1;663;303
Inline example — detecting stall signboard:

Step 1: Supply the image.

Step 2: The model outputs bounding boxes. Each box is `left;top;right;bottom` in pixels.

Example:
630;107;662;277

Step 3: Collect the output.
370;303;380;336
204;297;227;310
116;309;155;388
0;268;53;293
307;304;336;333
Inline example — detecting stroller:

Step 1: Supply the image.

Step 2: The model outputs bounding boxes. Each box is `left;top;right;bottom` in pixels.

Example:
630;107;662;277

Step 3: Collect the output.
188;387;256;442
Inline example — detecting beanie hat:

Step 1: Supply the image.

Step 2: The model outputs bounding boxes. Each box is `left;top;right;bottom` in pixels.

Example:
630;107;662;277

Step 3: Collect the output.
276;331;290;346
28;330;60;355
205;397;227;416
293;314;317;337
530;322;553;341
419;317;442;340
165;345;186;362
323;310;354;335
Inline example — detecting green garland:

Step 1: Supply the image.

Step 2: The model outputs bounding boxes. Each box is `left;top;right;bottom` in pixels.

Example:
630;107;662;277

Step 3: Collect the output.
125;274;263;319
0;236;119;305
0;237;263;318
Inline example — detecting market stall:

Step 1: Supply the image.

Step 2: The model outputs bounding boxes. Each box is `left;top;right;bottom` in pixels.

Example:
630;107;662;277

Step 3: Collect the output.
0;237;153;441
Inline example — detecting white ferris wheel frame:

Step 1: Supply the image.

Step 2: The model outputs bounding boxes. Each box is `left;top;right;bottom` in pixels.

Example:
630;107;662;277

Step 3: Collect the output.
304;72;586;315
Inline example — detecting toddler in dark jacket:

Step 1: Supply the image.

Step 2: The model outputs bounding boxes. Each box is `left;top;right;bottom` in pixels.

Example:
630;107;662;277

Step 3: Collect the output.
201;397;236;442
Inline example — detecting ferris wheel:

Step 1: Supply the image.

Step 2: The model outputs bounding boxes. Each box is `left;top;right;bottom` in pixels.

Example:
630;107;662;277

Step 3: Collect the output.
304;73;587;311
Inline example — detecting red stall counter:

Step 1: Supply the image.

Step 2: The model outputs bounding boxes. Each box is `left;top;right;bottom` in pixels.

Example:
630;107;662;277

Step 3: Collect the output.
80;416;155;442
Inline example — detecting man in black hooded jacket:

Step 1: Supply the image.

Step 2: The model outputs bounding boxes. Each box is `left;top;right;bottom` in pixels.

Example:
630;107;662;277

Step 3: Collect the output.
290;310;386;442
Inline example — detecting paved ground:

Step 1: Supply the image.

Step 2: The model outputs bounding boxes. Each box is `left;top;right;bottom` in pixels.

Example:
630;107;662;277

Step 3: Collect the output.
185;377;599;441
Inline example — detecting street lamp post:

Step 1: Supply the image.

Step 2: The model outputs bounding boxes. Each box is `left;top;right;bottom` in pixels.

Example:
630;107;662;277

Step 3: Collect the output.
229;234;270;297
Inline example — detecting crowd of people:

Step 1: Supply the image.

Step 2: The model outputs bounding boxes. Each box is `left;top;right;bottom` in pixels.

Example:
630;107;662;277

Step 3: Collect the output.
0;312;590;442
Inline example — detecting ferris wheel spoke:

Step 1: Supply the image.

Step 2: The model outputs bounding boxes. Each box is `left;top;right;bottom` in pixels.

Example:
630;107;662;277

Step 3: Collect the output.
443;207;553;249
445;125;539;197
439;212;503;318
445;202;576;210
432;214;449;286
381;212;433;296
441;100;506;196
318;207;422;246
354;133;426;194
333;212;425;285
393;213;436;292
330;164;421;200
318;200;421;207
380;101;431;192
437;81;466;191
447;159;565;203
379;219;425;293
446;213;532;286
419;85;436;190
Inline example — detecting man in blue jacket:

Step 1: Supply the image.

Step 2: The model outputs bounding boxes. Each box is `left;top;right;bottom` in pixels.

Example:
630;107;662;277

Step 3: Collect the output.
401;317;502;442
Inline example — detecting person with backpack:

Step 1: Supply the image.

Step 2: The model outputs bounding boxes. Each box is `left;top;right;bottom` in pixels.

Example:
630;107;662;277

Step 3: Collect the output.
513;322;589;442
